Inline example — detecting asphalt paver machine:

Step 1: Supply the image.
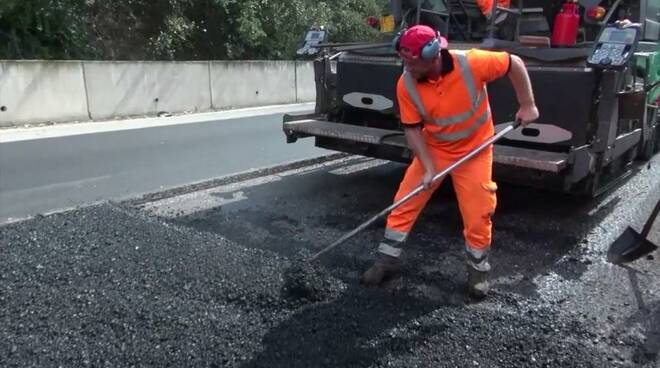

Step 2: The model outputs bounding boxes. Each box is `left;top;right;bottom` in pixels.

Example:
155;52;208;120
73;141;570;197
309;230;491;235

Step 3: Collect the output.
284;0;660;196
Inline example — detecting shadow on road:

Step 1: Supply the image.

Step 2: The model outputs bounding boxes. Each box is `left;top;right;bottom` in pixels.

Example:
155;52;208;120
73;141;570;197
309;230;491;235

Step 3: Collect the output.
175;161;624;299
158;159;635;366
620;266;660;365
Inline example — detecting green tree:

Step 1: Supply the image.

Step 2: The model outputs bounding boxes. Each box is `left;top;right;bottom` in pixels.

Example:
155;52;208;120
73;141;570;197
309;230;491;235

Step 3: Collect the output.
199;0;383;60
0;0;385;60
0;0;94;59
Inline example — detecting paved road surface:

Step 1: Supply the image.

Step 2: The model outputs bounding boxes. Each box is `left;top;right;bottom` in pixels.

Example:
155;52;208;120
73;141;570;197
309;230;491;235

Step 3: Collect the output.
0;104;328;223
1;150;658;367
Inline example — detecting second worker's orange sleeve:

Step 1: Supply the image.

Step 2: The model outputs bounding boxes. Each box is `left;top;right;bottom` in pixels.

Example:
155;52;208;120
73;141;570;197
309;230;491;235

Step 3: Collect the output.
396;77;423;125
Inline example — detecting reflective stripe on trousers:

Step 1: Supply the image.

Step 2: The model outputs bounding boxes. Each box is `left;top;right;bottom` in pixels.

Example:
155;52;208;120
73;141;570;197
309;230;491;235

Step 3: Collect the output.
376;228;408;258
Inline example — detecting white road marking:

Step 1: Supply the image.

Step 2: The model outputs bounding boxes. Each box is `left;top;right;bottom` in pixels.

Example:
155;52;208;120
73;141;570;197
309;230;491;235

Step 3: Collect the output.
0;102;314;143
329;159;390;175
141;156;363;218
1;200;106;226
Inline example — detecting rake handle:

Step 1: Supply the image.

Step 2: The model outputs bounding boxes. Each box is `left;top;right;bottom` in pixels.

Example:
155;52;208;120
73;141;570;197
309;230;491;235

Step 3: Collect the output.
640;196;660;240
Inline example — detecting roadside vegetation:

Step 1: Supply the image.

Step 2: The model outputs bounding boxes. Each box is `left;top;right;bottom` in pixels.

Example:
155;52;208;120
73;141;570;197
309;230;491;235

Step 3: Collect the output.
0;0;385;60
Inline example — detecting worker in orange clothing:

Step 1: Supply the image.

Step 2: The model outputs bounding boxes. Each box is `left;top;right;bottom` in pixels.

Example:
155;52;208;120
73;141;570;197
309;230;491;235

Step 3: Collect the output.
361;25;539;298
477;0;511;20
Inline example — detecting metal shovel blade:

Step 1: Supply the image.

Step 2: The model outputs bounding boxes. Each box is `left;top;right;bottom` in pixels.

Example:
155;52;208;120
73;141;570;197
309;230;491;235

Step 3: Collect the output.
607;227;658;264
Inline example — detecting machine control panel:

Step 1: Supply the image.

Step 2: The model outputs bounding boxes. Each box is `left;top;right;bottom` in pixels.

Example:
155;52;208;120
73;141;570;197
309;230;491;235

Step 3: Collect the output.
296;27;328;58
587;25;640;69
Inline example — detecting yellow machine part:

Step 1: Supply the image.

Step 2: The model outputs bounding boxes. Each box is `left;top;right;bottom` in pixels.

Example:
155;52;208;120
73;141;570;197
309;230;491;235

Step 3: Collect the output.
380;14;395;33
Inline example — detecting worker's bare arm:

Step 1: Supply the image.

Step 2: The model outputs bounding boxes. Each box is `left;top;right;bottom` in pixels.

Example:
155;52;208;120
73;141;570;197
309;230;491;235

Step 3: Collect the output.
507;55;539;126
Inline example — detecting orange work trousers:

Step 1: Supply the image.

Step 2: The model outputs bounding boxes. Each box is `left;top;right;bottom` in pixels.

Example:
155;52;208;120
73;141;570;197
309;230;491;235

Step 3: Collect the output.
476;0;511;17
385;146;497;251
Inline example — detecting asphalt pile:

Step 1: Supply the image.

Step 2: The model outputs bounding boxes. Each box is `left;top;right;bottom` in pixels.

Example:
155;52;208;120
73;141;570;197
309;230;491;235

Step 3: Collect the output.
1;202;635;367
281;256;345;303
0;204;293;367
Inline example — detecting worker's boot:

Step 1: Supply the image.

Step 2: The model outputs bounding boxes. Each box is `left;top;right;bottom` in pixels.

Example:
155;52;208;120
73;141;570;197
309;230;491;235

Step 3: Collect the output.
361;241;403;286
465;246;491;298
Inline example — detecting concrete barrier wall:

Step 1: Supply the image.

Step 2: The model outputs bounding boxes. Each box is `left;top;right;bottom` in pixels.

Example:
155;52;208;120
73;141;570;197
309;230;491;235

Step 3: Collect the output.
210;61;297;109
0;61;89;126
84;61;212;120
295;61;316;102
0;60;315;127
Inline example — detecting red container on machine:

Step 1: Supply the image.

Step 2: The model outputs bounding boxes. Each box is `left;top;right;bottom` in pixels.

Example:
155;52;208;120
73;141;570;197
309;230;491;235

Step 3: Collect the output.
551;1;581;47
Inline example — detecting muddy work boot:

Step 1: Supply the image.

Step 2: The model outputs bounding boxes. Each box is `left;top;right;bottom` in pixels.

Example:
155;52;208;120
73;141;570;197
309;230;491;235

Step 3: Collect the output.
361;253;402;286
465;246;491;298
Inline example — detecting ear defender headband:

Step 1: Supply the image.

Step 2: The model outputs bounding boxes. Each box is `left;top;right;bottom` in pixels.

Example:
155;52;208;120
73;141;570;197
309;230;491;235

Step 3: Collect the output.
392;28;441;60
392;30;404;51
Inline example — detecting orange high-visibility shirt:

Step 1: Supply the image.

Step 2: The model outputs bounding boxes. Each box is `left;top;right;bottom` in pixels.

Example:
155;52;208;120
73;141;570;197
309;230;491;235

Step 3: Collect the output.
396;49;511;160
476;0;511;16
